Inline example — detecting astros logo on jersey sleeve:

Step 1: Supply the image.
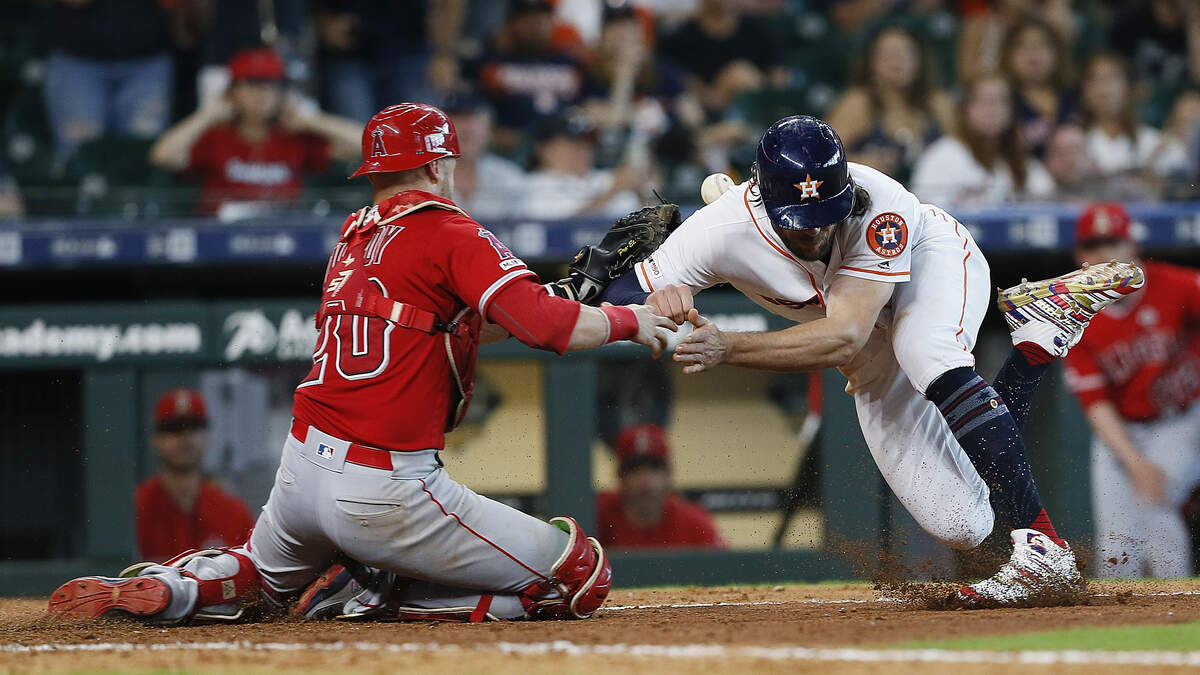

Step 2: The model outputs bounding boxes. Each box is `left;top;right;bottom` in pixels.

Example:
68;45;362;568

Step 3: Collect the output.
866;212;908;258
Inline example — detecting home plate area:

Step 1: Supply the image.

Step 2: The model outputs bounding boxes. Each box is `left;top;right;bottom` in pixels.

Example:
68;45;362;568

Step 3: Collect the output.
3;581;1200;674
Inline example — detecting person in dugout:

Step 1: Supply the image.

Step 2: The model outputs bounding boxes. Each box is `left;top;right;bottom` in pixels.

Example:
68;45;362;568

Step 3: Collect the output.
596;424;728;550
136;388;255;562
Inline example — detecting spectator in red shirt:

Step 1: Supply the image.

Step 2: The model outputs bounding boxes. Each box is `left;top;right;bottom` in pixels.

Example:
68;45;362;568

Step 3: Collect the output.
149;47;362;217
1064;203;1200;578
135;388;255;562
595;424;727;550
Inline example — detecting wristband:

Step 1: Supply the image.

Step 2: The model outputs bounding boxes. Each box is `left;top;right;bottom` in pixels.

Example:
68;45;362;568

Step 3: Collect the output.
600;305;638;343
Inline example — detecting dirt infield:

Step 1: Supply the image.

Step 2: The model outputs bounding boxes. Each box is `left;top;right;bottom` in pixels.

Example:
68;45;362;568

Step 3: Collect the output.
3;580;1200;674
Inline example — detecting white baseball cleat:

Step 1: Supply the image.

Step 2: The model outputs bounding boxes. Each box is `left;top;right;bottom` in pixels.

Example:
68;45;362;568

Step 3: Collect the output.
957;529;1085;607
997;260;1145;358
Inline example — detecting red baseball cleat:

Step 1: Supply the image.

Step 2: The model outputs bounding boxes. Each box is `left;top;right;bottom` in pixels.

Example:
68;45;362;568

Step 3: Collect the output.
48;576;171;619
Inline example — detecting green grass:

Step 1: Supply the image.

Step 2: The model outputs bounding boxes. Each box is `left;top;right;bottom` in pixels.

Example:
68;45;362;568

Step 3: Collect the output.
893;619;1200;652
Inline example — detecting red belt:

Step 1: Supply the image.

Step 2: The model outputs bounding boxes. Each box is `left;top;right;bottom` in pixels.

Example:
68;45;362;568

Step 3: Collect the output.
290;419;394;471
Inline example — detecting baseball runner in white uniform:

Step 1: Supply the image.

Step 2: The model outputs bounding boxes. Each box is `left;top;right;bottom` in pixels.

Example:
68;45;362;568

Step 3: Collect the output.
603;116;1145;605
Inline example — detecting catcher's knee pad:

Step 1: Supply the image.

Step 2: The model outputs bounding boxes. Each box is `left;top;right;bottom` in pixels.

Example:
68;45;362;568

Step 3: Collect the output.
519;516;612;620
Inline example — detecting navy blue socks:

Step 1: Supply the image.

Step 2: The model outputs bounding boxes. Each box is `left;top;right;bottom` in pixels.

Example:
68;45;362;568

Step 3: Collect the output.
991;343;1054;431
926;366;1064;546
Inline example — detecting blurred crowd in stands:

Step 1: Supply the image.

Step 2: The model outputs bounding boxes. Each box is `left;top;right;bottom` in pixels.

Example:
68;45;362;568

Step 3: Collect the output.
1;0;1199;221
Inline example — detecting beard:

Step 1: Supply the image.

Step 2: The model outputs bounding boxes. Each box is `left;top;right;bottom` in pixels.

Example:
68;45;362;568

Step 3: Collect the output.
775;224;836;261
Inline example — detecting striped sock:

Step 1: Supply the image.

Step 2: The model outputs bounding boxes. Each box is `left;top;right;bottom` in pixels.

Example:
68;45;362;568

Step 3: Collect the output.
1016;341;1054;365
1030;508;1066;547
927;366;1052;537
993;345;1053;431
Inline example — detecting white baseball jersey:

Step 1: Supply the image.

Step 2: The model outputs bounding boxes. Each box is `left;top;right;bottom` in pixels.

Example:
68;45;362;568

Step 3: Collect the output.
635;163;1001;550
635;163;920;328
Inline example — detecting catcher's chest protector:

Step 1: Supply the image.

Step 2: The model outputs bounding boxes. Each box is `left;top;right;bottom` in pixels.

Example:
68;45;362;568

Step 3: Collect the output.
317;196;482;432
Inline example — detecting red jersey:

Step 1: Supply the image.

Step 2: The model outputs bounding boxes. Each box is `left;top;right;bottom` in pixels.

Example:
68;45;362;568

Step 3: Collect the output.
595;491;728;550
292;191;541;451
135;475;255;562
1065;261;1200;421
187;124;330;213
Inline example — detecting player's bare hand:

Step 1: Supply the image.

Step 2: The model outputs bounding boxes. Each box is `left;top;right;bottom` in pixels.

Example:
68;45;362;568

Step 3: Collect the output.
630;304;675;357
1127;457;1168;504
647;284;694;325
673;309;727;374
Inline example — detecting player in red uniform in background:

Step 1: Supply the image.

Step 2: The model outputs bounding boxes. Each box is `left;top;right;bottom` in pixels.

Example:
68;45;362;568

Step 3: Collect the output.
1064;202;1200;578
148;47;362;215
135;389;254;562
596;424;727;550
50;103;676;625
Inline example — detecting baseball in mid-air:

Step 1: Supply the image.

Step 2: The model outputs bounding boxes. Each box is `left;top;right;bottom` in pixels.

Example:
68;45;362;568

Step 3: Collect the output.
700;172;735;204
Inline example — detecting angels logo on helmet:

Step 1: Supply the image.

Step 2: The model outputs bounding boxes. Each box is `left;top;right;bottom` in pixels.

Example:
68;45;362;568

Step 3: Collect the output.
370;128;388;158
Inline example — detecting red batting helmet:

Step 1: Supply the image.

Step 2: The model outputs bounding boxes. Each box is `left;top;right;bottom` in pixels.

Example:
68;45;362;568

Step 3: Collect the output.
349;103;461;178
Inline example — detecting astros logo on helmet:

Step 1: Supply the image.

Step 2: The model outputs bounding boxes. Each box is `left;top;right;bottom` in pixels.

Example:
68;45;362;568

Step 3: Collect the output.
793;174;823;200
866;212;908;258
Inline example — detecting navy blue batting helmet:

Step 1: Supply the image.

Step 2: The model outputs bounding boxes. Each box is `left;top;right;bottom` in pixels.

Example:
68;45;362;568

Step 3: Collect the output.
754;115;855;230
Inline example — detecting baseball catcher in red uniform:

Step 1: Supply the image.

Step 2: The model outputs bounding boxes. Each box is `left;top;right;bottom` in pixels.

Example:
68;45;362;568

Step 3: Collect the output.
48;103;675;624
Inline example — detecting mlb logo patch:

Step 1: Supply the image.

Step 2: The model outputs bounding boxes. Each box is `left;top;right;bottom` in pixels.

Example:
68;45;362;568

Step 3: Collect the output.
317;443;336;460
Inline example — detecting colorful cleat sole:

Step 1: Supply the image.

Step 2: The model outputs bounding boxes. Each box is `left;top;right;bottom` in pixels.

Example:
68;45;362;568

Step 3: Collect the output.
996;261;1145;316
294;564;352;618
48;576;170;619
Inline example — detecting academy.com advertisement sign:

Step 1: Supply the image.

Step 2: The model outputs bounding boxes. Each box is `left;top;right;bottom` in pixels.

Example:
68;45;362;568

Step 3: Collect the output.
0;301;319;367
0;318;203;362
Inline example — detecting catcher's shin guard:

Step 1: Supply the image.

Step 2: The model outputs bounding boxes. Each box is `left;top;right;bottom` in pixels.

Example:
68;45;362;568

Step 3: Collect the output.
176;548;262;621
147;547;263;623
519;516;612;620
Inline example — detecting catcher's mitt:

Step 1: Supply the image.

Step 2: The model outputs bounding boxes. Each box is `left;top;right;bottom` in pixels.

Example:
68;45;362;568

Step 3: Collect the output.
550;204;681;304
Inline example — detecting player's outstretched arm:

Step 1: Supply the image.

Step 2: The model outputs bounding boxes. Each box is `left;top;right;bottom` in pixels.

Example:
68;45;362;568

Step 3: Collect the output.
486;278;673;356
569;304;675;356
674;275;893;373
